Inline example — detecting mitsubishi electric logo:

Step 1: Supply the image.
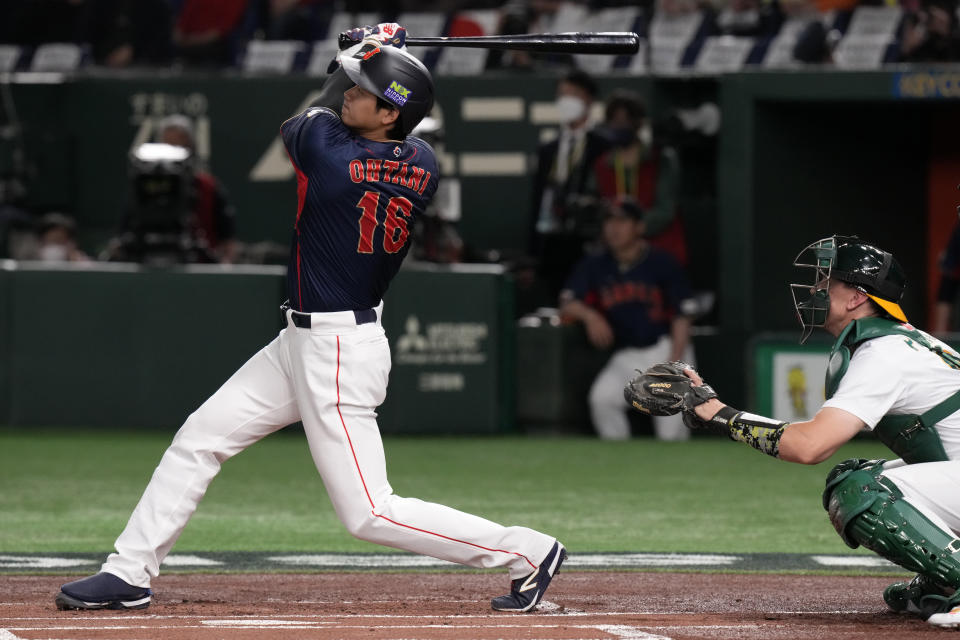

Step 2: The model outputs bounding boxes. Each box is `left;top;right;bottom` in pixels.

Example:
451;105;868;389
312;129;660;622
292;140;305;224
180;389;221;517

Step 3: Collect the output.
395;315;488;365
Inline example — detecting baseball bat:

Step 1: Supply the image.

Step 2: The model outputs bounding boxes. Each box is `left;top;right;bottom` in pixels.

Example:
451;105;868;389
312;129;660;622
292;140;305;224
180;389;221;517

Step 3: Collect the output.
404;32;641;55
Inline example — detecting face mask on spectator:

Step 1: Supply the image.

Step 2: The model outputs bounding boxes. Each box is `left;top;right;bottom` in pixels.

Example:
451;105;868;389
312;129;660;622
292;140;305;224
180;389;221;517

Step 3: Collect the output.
608;126;638;147
556;95;587;124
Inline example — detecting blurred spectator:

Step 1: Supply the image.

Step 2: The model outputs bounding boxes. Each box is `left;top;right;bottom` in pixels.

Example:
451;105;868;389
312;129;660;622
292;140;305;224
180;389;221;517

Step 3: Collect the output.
263;0;333;41
559;197;696;441
899;0;960;62
486;0;572;70
592;89;687;265
83;0;174;67
933;220;960;333
29;212;91;263
778;0;840;64
157;115;238;263
172;0;253;67
3;0;90;47
529;69;611;307
2;0;174;67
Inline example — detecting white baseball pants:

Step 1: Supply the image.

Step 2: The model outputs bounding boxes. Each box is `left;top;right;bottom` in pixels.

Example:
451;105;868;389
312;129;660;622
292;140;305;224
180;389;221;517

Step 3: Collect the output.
102;305;556;587
882;459;960;537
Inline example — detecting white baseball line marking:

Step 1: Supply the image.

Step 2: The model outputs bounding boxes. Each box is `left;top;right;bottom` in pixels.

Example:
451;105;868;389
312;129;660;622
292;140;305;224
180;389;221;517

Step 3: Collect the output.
10;622;673;637
0;609;878;622
590;625;672;640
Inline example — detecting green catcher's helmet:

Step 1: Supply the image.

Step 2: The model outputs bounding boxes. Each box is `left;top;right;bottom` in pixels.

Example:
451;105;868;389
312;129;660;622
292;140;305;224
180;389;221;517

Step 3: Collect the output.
790;235;907;343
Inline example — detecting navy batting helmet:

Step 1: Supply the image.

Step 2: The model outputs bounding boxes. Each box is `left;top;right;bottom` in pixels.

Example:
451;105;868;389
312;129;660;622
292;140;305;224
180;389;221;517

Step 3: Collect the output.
340;44;434;138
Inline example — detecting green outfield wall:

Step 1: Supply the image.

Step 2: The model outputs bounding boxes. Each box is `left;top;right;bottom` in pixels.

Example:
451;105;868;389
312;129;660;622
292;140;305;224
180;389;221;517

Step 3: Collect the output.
0;262;514;432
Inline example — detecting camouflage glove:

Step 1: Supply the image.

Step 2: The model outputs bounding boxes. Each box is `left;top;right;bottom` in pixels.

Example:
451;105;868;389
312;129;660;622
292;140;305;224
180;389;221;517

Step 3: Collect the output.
623;361;717;418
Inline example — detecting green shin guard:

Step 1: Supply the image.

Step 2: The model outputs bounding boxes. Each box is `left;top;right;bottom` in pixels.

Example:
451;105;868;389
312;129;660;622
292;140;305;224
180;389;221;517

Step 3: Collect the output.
823;460;960;595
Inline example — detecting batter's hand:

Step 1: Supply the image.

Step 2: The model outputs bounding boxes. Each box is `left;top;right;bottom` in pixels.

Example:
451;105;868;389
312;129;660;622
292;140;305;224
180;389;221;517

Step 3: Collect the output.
337;23;407;52
330;23;408;73
624;361;717;417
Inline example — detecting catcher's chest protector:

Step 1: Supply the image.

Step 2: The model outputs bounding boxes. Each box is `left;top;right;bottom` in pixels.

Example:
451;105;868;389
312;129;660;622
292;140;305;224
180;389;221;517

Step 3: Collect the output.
825;318;952;464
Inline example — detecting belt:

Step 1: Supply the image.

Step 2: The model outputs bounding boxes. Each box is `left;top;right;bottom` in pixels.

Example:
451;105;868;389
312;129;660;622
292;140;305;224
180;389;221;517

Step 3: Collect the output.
281;301;377;329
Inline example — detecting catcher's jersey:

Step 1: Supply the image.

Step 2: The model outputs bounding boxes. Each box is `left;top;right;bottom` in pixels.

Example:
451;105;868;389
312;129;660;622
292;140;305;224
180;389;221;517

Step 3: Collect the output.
822;329;960;459
281;107;438;312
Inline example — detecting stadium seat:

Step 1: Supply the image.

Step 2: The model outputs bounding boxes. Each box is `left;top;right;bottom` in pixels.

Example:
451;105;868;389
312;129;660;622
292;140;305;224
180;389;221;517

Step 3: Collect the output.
763;17;816;68
434;9;499;76
563;6;643;74
29;43;86;72
396;12;447;69
306;40;339;76
241;40;307;73
649;10;707;73
325;11;383;40
833;6;903;68
695;35;756;72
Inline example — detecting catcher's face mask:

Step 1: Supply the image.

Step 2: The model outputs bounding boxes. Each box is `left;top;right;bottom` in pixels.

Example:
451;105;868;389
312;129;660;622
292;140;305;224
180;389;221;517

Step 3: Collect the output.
790;236;837;344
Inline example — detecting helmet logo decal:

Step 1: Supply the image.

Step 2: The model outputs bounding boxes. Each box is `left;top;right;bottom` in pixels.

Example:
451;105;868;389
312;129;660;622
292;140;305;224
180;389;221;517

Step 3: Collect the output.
384;80;411;106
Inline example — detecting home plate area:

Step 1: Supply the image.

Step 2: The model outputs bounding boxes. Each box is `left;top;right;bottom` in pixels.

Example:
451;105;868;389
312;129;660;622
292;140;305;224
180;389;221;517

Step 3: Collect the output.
0;572;942;639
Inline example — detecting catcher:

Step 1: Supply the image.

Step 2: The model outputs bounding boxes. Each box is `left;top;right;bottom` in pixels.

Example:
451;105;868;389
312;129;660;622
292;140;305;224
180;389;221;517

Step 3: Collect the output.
626;235;960;629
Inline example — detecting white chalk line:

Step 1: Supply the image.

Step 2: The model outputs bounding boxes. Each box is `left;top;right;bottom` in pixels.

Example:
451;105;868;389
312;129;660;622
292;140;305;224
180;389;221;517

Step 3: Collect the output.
0;609;878;622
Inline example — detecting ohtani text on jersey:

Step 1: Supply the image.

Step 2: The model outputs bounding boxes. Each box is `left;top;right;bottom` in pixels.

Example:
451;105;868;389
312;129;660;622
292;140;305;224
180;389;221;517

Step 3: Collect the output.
348;159;432;195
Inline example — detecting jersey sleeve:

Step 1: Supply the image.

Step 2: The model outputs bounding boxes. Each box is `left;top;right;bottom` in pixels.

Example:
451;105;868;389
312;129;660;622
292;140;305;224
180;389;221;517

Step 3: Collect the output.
280;107;341;172
821;341;905;429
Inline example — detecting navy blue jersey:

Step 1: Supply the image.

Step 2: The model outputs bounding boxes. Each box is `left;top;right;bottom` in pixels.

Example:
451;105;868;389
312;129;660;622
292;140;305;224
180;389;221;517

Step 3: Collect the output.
281;107;438;312
563;247;693;349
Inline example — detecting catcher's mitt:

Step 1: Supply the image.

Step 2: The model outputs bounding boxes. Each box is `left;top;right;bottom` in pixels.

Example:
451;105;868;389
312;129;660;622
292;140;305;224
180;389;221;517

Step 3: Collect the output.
623;361;717;417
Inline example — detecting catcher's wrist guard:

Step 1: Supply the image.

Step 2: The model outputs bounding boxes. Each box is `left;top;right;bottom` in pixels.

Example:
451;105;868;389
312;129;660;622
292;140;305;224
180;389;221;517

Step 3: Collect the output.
707;406;788;458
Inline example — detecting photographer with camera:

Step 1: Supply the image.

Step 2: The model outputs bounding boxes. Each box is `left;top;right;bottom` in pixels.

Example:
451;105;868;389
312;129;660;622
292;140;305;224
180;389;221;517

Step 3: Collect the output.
104;115;237;265
528;69;611;306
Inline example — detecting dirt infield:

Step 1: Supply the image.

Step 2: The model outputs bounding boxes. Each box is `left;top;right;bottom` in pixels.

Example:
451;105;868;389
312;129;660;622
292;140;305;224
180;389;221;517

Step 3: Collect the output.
0;572;949;639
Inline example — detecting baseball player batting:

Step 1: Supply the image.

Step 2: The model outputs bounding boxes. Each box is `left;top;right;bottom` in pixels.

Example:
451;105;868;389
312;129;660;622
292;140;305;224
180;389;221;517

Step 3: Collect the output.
54;25;565;613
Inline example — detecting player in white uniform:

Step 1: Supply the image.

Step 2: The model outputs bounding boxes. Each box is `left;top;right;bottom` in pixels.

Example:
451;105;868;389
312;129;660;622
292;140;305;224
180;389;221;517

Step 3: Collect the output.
53;27;564;614
656;236;960;628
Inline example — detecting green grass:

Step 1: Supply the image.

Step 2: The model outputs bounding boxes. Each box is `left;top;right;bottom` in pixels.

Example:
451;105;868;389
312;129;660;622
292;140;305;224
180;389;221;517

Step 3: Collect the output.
0;428;889;556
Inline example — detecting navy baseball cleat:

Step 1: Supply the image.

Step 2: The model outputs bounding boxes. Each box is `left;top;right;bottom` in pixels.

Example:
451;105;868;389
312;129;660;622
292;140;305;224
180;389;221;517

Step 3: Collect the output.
491;541;566;612
55;572;151;610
